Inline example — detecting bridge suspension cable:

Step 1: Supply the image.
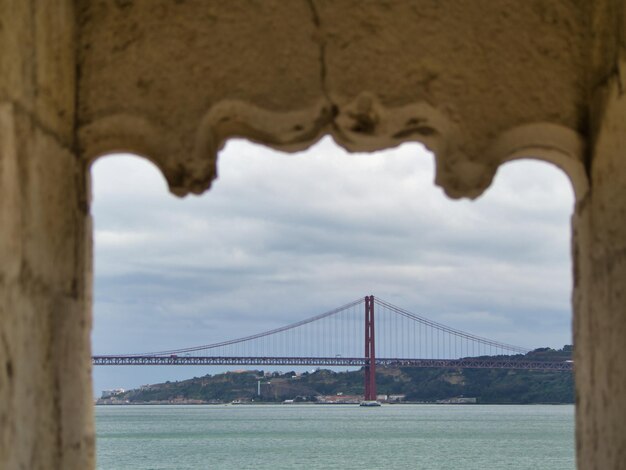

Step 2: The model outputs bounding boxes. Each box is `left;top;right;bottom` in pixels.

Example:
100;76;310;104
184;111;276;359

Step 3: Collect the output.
112;296;530;360
123;297;365;357
374;297;530;355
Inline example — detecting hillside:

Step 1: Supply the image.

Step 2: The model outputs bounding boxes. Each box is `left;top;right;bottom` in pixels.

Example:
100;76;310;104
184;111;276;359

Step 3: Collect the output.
104;346;574;405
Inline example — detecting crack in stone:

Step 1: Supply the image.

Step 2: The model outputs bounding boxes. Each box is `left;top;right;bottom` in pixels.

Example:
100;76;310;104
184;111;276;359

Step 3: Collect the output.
305;0;340;131
305;0;326;98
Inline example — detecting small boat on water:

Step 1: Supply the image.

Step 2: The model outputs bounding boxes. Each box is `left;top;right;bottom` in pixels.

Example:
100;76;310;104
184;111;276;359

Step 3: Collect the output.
359;400;382;407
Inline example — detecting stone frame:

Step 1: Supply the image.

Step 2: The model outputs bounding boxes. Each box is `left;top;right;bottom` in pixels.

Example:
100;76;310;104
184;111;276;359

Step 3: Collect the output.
2;1;626;468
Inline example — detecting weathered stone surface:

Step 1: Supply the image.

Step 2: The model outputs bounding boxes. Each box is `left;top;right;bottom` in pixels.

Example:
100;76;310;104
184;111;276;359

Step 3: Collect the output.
78;0;589;201
78;0;324;195
0;1;34;112
4;0;626;469
0;0;76;143
575;71;626;470
0;103;93;469
0;1;91;468
317;0;589;198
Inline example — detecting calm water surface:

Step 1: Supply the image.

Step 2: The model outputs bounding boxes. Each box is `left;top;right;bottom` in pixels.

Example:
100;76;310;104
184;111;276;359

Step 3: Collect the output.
96;404;574;470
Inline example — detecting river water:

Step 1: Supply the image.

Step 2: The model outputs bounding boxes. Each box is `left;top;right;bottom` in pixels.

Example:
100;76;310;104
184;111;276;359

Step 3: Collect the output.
96;404;574;469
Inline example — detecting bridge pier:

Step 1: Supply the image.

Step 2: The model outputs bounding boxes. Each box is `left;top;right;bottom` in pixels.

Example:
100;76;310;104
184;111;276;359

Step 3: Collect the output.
364;295;377;401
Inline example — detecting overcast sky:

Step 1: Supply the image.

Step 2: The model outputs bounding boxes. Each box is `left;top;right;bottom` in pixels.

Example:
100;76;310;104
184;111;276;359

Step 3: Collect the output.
91;137;574;395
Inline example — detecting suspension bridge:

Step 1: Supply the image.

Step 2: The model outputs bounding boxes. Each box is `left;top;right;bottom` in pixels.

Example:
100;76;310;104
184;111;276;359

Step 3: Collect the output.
93;295;573;401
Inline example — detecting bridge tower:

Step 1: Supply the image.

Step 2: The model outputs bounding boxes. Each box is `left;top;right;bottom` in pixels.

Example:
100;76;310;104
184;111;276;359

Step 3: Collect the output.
364;295;377;401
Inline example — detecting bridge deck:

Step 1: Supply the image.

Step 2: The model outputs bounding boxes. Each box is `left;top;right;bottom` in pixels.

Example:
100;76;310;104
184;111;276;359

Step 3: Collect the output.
92;356;573;371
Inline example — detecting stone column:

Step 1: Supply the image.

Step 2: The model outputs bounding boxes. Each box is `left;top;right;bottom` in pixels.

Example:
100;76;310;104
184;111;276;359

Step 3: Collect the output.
0;1;94;469
575;73;626;468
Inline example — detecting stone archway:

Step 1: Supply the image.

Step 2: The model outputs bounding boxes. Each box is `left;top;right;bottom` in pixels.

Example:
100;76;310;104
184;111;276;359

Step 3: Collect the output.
2;1;626;468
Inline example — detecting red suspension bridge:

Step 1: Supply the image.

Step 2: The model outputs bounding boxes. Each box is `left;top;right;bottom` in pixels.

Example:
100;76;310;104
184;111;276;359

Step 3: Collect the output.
93;296;573;402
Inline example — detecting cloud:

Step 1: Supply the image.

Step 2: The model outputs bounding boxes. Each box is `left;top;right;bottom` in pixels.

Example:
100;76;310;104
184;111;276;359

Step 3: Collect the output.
91;137;574;394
